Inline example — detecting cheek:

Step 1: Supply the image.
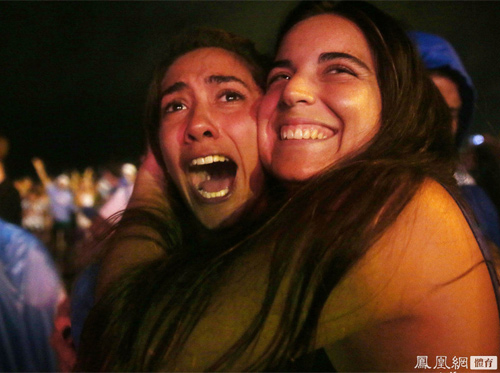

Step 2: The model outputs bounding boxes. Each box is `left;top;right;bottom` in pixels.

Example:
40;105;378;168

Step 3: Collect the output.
257;126;273;171
360;89;382;139
257;91;281;166
229;114;260;160
342;88;381;143
258;89;281;124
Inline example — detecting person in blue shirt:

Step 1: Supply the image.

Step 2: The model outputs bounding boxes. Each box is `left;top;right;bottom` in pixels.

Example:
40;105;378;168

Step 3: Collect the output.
32;157;76;271
0;218;65;372
410;31;500;248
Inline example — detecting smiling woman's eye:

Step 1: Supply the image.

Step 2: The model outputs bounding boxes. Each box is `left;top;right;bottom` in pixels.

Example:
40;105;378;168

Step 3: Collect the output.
324;64;357;76
219;90;245;102
267;72;291;87
164;101;186;113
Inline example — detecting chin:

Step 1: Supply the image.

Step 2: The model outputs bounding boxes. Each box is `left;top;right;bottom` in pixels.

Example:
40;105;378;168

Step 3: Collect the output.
196;205;244;230
197;214;229;230
271;164;323;183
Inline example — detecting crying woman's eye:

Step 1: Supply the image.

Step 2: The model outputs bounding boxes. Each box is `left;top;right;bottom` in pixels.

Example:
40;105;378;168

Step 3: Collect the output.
164;102;187;113
219;90;245;102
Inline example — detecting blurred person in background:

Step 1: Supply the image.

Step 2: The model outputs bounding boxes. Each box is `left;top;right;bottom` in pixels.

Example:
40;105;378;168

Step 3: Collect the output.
72;167;98;236
411;31;500;248
77;162;138;263
464;134;500;221
21;181;52;245
0;133;22;226
0;217;66;372
32;158;76;274
95;162;122;208
98;162;137;222
14;176;33;200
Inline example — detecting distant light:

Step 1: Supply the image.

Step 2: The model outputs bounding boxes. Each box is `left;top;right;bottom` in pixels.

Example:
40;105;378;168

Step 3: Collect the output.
471;134;484;146
121;163;137;176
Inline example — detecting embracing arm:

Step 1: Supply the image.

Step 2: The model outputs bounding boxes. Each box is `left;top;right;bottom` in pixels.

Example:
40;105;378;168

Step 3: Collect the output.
96;150;171;299
320;179;500;371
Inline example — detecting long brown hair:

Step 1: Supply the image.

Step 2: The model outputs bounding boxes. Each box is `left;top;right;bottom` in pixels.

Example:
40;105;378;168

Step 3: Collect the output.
77;2;457;371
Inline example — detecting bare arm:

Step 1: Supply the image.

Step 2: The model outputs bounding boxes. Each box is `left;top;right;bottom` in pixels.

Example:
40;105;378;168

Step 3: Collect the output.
32;157;51;187
128;149;166;208
96;150;171;299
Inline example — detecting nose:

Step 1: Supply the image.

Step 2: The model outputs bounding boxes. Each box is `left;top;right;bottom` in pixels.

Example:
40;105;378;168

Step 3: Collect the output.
280;75;316;108
185;106;220;142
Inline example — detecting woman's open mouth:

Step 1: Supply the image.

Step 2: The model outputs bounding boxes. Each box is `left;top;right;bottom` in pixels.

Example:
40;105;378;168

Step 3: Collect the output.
188;154;237;201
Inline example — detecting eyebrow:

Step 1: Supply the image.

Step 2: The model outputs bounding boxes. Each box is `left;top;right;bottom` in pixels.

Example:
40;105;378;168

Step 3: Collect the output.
271;52;371;71
318;52;370;71
160;81;187;98
161;75;249;99
271;60;293;70
206;75;249;88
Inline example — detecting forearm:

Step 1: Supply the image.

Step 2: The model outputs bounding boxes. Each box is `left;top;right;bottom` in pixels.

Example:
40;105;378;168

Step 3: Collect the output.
32;158;51;186
95;150;173;298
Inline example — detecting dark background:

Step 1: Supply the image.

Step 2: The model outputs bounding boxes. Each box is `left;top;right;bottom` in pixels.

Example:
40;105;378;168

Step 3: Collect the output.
2;1;499;179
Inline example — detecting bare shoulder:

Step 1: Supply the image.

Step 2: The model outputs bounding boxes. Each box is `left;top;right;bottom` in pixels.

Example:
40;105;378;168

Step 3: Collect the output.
400;178;474;239
390;179;483;271
320;179;500;370
320;179;483;324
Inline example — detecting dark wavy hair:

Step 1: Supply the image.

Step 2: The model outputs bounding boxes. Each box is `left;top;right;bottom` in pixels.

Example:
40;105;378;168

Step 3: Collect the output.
76;2;457;371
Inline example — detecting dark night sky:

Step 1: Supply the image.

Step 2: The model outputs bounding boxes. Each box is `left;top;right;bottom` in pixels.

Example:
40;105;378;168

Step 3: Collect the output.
1;1;499;179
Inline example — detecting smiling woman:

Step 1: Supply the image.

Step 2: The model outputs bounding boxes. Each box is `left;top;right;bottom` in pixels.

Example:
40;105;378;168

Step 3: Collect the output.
259;14;381;181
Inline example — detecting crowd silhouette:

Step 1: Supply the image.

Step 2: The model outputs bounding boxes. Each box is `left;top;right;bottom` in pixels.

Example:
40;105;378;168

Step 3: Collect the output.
11;156;138;288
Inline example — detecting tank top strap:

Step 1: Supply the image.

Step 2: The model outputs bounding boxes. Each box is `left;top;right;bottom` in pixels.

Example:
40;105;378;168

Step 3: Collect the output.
442;183;500;316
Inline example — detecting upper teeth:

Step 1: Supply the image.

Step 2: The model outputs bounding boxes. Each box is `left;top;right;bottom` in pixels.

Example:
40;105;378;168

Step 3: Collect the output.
281;127;333;140
190;155;230;166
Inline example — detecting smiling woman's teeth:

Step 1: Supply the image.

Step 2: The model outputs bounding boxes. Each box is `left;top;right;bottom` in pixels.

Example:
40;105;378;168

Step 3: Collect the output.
198;187;229;199
280;127;332;140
